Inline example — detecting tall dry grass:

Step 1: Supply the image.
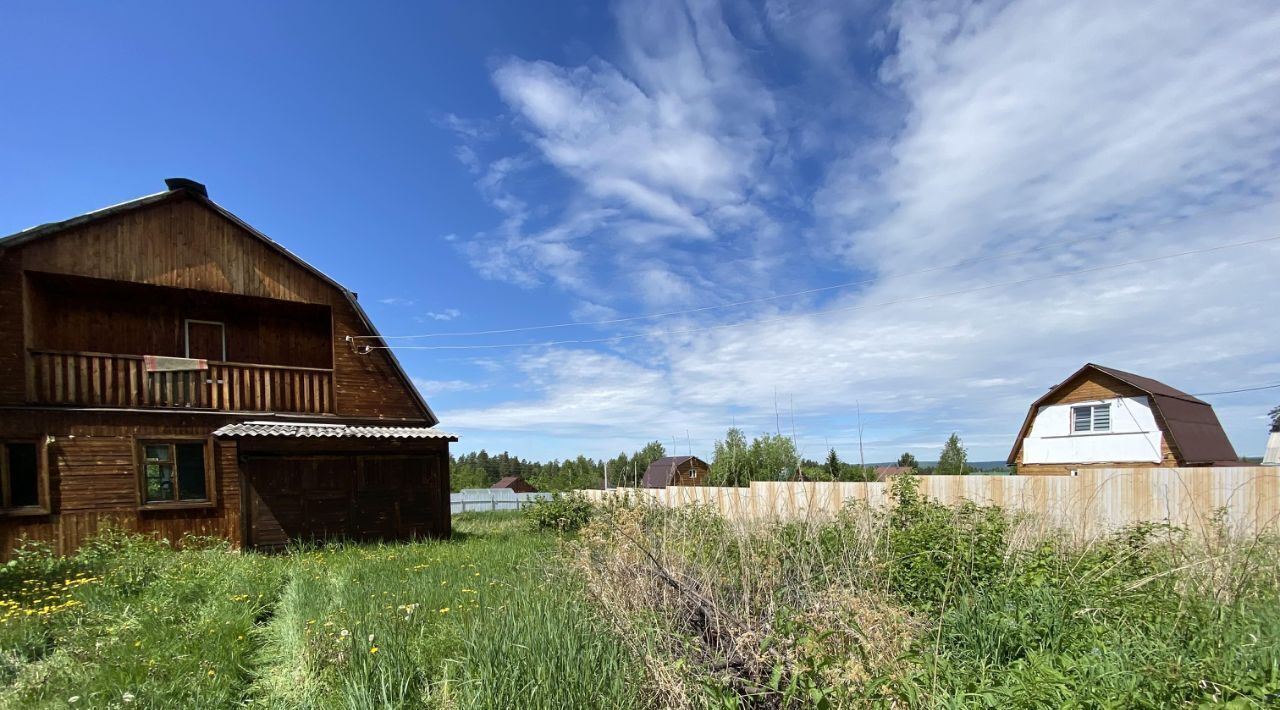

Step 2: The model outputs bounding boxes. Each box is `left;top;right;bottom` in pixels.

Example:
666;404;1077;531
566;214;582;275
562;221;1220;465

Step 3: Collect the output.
569;478;1280;708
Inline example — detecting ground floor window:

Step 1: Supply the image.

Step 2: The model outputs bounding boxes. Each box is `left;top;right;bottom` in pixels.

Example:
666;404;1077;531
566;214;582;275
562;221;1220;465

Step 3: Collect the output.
2;441;42;511
139;441;211;505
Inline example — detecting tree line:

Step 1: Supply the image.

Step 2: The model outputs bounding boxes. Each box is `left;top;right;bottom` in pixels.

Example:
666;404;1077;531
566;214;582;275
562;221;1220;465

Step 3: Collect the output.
450;429;981;492
450;441;669;492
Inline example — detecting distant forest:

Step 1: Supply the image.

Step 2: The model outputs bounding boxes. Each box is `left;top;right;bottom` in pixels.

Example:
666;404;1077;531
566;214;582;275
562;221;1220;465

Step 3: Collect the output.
450;428;1009;492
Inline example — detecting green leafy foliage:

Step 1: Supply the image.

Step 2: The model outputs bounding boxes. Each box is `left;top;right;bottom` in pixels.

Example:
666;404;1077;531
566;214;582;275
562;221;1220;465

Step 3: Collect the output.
525;492;594;533
936;432;969;475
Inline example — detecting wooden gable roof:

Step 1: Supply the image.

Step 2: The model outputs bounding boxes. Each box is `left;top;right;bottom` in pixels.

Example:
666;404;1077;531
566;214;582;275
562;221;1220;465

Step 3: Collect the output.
1007;363;1238;466
0;179;438;426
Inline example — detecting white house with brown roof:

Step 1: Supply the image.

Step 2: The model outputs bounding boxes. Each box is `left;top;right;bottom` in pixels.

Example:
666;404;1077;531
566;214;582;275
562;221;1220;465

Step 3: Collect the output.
1008;363;1239;475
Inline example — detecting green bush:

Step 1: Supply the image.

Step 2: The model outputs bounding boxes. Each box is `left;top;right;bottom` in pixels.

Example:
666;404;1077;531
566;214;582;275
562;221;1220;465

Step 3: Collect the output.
882;474;1009;609
526;492;594;533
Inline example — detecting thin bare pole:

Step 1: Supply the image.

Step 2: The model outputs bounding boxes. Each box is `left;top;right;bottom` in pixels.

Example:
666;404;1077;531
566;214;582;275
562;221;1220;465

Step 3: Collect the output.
856;400;866;473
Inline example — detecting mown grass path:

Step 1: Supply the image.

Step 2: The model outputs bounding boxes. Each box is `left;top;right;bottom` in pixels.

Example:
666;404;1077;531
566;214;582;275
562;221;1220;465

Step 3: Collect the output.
0;513;643;709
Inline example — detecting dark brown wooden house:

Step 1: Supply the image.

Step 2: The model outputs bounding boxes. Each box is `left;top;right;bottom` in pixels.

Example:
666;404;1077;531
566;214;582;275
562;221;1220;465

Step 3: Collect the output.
641;456;710;488
491;476;537;493
0;179;456;557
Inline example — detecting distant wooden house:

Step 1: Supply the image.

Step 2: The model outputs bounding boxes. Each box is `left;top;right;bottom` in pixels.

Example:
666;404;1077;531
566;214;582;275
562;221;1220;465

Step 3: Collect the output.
641;456;710;488
491;476;537;493
1008;363;1239;475
0;179;456;557
873;465;913;481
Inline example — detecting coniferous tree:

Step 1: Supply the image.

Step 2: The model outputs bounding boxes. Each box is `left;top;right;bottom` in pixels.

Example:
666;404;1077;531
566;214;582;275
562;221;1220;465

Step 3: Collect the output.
896;452;919;471
825;448;842;480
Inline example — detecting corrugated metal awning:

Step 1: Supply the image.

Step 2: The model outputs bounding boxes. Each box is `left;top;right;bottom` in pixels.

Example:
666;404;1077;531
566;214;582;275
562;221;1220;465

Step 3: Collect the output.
214;421;457;441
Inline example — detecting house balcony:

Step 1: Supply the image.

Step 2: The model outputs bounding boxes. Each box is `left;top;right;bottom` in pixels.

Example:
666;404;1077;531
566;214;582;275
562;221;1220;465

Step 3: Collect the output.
28;349;334;414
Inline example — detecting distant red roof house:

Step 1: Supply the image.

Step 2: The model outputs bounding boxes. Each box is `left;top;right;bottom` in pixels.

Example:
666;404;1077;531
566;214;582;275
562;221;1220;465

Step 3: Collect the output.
641;456;710;488
491;476;538;493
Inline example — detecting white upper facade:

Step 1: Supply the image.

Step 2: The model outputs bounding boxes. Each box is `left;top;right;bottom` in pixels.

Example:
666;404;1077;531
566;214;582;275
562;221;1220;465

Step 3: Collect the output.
1265;432;1280;466
1021;396;1163;465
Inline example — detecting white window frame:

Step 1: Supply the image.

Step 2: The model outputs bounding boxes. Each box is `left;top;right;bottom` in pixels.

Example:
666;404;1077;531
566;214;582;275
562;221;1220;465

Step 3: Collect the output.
1071;404;1112;434
183;319;226;361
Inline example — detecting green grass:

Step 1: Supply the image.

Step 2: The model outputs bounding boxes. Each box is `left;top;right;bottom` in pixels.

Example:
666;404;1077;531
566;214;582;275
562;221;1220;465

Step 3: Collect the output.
0;513;645;709
9;492;1277;709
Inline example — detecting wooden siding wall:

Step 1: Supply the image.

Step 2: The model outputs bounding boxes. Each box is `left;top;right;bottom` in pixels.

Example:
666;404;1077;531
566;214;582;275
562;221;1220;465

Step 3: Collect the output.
0;411;243;558
670;459;711;487
0;260;24;405
1014;370;1180;474
331;309;423;419
243;449;449;549
1;193;426;420
18;198;333;302
584;468;1280;541
27;273;333;369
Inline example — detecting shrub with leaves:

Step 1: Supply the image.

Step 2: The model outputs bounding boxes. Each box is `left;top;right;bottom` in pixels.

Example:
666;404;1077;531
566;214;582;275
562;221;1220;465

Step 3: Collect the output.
526;492;595;533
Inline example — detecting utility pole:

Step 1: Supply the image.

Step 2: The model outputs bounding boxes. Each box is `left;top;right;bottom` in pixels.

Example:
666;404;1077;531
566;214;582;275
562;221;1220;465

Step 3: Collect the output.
604;460;609;490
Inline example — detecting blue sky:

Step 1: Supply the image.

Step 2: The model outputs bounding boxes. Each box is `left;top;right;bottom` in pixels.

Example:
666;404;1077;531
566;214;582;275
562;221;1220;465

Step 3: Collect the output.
3;0;1278;463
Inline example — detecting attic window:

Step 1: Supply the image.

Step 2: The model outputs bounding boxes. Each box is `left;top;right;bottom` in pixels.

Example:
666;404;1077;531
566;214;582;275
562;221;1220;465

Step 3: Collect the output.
1072;404;1111;433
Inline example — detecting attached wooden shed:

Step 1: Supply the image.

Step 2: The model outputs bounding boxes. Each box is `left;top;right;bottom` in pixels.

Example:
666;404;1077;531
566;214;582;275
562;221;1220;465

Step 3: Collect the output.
641;456;710;488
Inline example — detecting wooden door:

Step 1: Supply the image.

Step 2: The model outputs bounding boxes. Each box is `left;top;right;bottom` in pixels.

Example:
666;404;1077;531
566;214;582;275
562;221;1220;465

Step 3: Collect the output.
185;320;225;361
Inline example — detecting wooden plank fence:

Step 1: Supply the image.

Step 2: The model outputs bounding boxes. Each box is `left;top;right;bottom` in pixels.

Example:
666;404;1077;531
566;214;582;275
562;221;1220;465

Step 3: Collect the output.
581;467;1280;540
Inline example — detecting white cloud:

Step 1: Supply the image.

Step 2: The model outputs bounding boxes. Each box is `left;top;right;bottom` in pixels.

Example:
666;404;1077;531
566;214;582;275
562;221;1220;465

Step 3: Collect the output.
440;0;1280;462
422;308;461;322
378;297;415;306
448;0;786;308
413;378;483;395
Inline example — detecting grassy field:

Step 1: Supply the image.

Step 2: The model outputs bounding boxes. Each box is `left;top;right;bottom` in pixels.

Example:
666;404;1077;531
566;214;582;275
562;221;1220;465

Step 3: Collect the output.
3;486;1279;709
0;513;642;710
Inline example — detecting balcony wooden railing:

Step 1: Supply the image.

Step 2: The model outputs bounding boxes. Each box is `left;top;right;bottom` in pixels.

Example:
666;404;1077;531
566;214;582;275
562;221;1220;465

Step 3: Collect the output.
28;350;333;414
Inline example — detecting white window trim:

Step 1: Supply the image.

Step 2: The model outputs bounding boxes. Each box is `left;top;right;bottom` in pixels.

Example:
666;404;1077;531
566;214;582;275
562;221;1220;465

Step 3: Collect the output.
1071;403;1112;435
183;319;226;361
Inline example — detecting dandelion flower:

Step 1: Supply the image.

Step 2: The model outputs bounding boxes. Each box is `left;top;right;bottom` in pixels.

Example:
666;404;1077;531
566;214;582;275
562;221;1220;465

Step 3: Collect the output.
439;607;449;613
369;646;380;654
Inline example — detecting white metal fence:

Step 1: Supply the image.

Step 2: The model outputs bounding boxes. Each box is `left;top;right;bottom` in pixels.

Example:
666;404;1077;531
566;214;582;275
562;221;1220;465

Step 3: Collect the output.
450;489;553;515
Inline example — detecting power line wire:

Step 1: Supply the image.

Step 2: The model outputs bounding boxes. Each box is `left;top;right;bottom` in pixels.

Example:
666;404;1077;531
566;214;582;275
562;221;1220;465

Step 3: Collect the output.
356;233;1280;352
1192;382;1280;396
353;214;1209;340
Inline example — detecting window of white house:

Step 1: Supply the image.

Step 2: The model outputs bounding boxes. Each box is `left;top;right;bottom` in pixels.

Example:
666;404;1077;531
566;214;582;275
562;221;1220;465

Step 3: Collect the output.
1072;404;1112;433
